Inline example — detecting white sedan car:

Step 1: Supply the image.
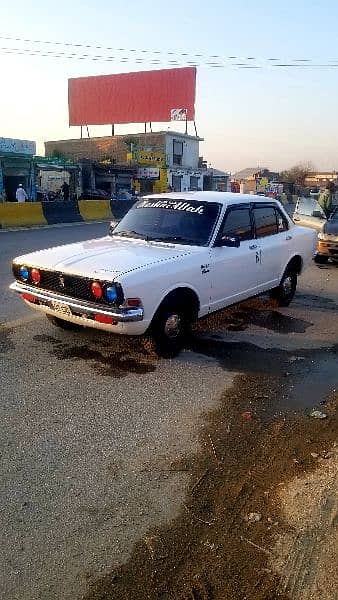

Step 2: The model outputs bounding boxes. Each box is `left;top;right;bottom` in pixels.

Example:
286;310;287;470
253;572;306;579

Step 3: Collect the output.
11;192;316;357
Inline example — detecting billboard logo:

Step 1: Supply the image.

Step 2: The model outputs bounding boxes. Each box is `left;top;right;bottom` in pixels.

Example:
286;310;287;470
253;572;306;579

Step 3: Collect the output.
170;108;188;121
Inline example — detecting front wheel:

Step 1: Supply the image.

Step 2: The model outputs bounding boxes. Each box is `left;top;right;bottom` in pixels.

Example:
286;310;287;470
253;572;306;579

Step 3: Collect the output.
151;303;190;358
46;314;81;331
269;268;297;307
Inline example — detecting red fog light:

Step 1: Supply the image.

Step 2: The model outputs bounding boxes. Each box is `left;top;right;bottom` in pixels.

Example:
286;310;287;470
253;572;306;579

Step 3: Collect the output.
31;268;41;284
22;293;36;303
94;314;115;325
91;281;103;299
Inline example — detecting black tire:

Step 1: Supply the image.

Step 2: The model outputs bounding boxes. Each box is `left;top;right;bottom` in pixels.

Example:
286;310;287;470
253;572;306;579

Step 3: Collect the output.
269;268;297;307
314;254;329;264
151;301;191;358
46;314;81;331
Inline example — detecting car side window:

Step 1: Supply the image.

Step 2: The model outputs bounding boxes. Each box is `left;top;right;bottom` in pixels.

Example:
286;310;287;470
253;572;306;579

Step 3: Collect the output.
275;207;289;232
221;208;253;241
253;206;278;238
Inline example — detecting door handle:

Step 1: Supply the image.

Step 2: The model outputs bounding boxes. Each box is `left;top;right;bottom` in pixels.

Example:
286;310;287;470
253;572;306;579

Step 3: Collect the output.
249;244;258;250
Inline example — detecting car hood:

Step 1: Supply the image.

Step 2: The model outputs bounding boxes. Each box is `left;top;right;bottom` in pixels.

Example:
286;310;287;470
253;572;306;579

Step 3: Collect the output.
14;236;202;279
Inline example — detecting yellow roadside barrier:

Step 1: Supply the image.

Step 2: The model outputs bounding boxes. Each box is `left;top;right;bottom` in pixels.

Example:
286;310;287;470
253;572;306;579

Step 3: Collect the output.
0;202;47;228
78;200;112;221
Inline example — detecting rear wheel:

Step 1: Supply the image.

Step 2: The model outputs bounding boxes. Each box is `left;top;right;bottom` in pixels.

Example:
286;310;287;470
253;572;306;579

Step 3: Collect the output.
46;314;81;331
151;302;191;358
314;254;329;264
269;268;297;307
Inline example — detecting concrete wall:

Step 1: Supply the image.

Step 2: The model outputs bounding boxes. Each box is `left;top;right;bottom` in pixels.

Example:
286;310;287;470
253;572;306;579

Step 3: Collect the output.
45;133;167;164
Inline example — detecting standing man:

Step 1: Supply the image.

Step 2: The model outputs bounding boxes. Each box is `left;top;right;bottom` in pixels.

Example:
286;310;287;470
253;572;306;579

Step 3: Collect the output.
16;184;28;203
61;180;70;201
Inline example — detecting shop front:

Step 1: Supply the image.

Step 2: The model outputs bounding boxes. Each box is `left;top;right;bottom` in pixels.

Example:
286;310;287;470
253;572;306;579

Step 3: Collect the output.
168;169;204;193
0;137;36;201
135;167;168;194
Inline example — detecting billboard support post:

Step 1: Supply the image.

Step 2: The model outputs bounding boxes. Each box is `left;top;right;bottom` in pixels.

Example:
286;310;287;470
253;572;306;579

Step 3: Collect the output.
185;117;188;135
80;126;83;139
194;121;198;137
86;126;90;138
111;124;115;136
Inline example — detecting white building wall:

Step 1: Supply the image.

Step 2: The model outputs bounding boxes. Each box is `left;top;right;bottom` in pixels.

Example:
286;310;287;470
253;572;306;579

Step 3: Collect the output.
165;133;200;169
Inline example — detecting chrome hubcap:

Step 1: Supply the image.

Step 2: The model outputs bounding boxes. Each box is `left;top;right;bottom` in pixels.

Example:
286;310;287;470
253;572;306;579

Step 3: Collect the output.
164;314;181;338
282;275;293;295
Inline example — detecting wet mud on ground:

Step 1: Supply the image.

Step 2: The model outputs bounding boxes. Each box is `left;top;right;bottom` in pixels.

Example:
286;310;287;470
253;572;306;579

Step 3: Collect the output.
83;370;338;600
80;297;338;600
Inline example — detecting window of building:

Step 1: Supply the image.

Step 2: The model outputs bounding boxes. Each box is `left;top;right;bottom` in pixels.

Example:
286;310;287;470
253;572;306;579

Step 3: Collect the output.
253;206;278;237
172;174;182;192
190;176;199;190
173;140;183;165
221;207;253;241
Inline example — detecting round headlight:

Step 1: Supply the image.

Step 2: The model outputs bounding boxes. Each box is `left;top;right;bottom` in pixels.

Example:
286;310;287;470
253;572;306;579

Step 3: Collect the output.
19;265;29;281
91;281;103;299
31;268;41;284
105;285;118;303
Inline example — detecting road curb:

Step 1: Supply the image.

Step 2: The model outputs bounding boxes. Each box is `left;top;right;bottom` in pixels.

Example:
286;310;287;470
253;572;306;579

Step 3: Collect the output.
0;219;112;233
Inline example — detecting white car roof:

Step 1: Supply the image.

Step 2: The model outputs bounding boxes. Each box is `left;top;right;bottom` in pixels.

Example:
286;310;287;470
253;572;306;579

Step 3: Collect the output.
143;191;277;207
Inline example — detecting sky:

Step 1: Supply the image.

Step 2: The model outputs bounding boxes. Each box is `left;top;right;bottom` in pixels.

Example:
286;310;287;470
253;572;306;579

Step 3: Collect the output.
1;0;338;172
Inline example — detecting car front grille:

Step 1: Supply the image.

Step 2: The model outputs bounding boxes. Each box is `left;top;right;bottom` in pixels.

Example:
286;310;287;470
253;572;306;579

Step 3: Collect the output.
12;265;122;306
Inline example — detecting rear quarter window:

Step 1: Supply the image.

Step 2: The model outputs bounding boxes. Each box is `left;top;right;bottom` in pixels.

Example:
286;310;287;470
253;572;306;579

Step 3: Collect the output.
253;206;278;238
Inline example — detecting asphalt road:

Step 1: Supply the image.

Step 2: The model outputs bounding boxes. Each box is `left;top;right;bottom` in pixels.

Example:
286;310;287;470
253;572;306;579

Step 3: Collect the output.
1;223;337;600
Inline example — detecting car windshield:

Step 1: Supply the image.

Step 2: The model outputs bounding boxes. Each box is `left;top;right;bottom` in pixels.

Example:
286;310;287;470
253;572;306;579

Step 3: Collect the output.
110;198;222;246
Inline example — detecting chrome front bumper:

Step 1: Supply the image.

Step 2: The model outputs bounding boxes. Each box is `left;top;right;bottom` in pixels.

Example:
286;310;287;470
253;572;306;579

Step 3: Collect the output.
10;281;144;322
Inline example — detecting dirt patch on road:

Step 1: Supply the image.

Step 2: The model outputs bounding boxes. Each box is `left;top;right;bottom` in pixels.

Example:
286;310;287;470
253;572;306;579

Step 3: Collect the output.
83;371;338;600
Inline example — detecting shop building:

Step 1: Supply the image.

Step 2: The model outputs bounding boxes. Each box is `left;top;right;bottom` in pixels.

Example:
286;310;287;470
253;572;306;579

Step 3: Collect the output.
0;137;36;201
45;131;206;196
34;156;79;200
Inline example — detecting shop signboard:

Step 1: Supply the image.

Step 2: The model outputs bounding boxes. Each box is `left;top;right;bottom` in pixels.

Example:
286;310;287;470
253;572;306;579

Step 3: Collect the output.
137;167;160;179
138;151;166;166
0;137;36;155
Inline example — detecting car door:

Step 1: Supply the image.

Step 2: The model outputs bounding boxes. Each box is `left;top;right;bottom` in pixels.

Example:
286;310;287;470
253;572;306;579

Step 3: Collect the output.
209;204;260;312
252;204;291;291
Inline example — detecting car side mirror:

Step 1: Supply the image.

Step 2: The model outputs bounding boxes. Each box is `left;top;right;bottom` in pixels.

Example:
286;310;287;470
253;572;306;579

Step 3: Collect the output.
216;235;241;248
312;210;324;219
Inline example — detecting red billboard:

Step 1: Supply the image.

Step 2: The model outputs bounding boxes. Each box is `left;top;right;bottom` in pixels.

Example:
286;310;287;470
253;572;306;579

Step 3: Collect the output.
68;67;196;126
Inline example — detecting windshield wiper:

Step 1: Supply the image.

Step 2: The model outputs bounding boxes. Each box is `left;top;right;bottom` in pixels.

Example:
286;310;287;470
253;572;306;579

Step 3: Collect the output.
148;235;199;245
112;230;148;240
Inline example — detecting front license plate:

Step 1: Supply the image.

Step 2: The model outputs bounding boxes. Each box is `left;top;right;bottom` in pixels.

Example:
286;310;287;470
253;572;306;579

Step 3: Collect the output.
50;301;72;316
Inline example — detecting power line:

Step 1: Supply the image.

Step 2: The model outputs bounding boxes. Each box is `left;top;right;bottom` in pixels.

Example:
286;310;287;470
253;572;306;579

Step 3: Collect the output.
0;32;332;65
2;46;338;69
1;35;338;69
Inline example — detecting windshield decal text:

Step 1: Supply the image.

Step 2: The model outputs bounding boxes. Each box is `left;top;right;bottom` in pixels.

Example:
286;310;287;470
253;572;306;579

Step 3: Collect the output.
137;200;204;215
